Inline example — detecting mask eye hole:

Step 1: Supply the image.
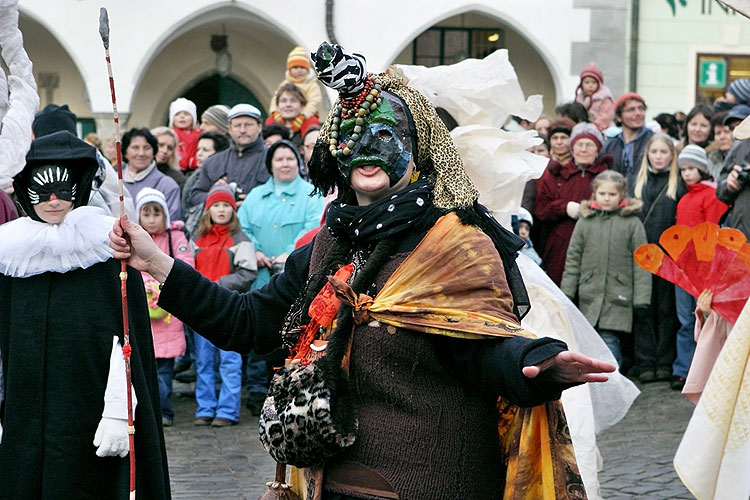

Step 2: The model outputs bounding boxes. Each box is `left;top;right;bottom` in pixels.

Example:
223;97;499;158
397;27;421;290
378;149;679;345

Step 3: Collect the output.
376;129;393;141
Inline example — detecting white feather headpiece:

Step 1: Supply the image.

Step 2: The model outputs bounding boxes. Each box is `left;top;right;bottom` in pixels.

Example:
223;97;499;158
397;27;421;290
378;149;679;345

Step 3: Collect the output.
0;0;40;189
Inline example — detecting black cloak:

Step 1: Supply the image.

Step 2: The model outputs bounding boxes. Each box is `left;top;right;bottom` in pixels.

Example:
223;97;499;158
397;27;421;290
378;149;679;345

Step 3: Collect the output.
0;260;171;499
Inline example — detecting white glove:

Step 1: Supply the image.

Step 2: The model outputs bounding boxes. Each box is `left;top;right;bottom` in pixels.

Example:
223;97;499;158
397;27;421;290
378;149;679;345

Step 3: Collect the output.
94;336;137;459
566;201;581;219
93;416;129;458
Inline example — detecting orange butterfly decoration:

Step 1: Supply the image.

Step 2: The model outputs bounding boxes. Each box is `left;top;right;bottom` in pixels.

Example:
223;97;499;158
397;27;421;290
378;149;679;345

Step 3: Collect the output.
634;222;750;324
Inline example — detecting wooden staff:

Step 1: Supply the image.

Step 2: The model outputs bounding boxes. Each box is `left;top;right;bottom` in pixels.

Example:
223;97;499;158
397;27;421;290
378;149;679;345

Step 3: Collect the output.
98;8;136;498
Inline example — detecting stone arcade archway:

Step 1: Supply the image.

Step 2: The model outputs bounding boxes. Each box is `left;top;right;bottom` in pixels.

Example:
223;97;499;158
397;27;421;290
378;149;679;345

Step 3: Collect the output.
17;12;92;132
128;4;301;129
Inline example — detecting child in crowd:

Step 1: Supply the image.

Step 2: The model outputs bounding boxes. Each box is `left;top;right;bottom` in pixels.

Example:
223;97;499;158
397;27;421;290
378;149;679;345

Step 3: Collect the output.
191;185;257;426
715;78;750;108
136;188;194;426
574;62;615;132
632;134;686;383
268;46;324;120
516;207;542;266
561;170;651;367
169;97;202;173
672;145;729;389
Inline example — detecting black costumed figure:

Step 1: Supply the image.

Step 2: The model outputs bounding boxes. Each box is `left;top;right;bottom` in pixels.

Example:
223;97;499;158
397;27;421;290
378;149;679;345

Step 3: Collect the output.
0;6;170;496
0;131;171;499
110;43;615;500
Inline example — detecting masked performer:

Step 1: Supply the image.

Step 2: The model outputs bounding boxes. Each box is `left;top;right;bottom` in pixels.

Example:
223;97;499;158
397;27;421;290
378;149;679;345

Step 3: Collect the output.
111;43;614;500
0;131;170;499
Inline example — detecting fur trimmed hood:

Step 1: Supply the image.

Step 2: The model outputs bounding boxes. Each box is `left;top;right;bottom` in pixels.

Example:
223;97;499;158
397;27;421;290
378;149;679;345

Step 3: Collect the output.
580;197;643;218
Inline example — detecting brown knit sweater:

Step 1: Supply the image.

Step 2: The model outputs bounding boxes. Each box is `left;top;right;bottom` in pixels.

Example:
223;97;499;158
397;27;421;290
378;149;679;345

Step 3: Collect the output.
311;229;505;500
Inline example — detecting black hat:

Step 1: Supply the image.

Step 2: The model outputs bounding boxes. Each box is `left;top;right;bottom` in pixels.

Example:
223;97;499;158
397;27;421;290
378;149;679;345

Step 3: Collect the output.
14;131;99;222
265;139;303;174
32;104;77;138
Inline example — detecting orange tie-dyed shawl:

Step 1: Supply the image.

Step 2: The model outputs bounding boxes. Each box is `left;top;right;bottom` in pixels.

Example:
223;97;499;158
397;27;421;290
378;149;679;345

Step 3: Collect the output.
295;212;585;499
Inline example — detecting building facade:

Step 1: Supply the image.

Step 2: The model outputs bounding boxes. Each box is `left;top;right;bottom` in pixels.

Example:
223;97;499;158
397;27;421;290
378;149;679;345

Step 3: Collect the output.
18;0;630;137
636;0;750;116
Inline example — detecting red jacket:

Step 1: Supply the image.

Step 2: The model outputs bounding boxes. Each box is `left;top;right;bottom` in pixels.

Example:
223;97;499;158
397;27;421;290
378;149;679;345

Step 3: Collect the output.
676;181;728;227
534;156;612;285
174;127;201;171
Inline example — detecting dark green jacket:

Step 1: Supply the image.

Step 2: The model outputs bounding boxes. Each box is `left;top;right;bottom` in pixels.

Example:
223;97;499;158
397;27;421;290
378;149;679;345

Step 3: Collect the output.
561;198;651;332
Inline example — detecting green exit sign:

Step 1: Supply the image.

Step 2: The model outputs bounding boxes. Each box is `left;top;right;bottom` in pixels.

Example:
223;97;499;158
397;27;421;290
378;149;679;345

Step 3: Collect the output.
699;59;727;88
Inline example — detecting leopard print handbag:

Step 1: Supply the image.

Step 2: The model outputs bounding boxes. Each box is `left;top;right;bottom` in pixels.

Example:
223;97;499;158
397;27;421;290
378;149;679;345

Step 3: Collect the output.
258;354;357;467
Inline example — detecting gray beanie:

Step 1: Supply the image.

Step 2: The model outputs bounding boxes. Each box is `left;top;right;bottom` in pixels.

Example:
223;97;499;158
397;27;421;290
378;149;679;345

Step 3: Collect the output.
569;122;604;150
201;104;230;134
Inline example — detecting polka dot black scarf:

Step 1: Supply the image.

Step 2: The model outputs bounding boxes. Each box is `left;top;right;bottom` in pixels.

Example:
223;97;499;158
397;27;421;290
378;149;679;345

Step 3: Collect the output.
326;177;432;242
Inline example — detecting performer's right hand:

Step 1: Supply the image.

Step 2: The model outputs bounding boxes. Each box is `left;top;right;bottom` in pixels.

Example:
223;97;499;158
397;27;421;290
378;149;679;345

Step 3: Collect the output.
110;215;174;283
93;417;129;458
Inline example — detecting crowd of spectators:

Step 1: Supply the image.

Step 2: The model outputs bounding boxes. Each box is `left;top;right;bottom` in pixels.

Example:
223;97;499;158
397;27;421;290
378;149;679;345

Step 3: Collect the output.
520;64;750;395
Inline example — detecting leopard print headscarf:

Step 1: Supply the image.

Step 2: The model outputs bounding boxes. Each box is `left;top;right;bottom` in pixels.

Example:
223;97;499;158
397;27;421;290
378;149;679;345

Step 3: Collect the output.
312;44;478;209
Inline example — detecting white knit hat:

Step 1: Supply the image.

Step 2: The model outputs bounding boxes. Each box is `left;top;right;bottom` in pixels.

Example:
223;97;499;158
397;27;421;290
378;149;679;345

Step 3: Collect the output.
169;97;197;128
135;187;170;227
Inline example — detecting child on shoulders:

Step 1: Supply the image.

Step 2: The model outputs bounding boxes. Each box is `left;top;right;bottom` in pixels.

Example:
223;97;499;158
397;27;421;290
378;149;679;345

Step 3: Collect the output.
575;62;615;132
268;46;324;120
170;97;202;173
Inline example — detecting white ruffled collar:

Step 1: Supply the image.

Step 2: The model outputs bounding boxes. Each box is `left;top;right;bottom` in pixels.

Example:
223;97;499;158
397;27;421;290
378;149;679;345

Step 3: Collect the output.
0;206;115;278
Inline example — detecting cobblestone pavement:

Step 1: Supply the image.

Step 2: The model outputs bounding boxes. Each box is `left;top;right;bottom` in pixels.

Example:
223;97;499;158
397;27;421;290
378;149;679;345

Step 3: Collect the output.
597;380;695;499
165;378;697;499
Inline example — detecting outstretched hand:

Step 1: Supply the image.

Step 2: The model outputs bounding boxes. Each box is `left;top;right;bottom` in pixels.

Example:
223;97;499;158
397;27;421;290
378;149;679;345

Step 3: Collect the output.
109;215;174;282
522;350;616;384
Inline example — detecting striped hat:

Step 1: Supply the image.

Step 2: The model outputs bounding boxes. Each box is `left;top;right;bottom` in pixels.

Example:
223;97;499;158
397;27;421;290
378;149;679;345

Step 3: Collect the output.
677;144;708;173
728;79;750;105
201;104;230;134
287;46;311;70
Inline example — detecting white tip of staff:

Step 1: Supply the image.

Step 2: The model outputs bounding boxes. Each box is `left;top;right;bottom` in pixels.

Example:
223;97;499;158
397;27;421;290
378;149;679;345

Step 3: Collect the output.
129;491;135;500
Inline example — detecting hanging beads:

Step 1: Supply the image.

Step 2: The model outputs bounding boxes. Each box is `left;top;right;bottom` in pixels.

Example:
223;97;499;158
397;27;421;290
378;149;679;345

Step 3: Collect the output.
328;76;383;158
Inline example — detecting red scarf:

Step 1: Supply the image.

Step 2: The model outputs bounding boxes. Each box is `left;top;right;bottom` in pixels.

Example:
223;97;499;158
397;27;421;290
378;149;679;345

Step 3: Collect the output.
195;224;233;282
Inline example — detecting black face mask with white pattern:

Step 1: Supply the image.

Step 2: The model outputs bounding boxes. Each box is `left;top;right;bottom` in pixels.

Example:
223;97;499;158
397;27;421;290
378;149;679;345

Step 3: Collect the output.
326;177;432;242
27;165;76;204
